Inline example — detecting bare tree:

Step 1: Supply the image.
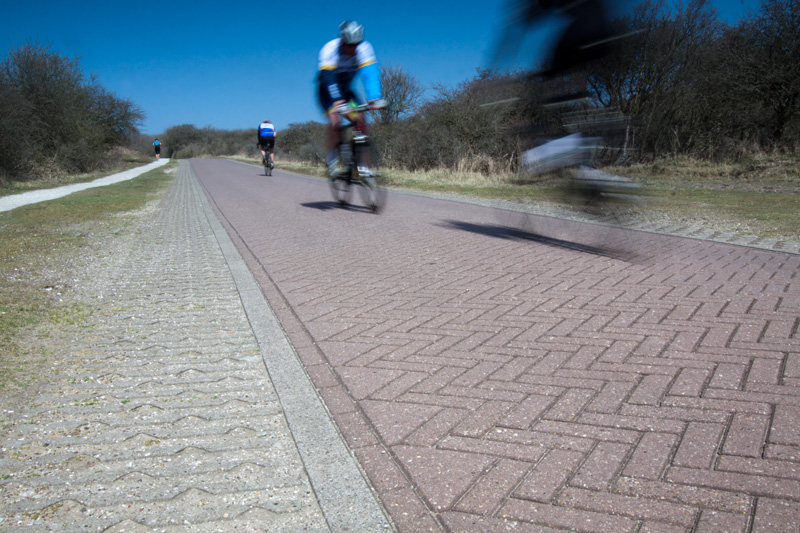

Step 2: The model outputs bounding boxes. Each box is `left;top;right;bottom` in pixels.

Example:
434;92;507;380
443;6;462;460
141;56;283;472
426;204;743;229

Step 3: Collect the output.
733;0;800;144
378;64;424;125
589;0;721;156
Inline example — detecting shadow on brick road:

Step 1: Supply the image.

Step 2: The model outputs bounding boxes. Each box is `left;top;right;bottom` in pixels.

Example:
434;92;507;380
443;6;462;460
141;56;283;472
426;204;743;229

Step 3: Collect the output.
439;219;638;261
302;200;379;214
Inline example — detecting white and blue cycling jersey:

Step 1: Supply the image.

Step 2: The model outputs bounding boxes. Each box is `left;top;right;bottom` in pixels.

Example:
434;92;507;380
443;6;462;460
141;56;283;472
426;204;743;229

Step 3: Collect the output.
258;122;275;138
317;38;382;111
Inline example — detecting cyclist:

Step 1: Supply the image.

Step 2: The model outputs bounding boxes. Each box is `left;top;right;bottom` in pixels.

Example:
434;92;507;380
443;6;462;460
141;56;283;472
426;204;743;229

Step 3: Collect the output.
495;0;641;213
153;138;161;160
317;20;386;177
494;0;618;173
257;119;276;168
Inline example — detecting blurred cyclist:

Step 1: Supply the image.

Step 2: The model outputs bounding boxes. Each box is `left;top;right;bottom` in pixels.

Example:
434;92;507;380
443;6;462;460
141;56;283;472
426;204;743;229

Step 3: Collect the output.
494;0;618;173
495;0;643;218
257;119;276;168
522;0;612;80
317;20;386;177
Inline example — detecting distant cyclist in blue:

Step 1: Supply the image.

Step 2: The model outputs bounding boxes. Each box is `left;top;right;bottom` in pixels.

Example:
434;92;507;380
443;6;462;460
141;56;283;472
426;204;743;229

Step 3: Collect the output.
153;138;161;160
317;20;386;177
257;119;276;168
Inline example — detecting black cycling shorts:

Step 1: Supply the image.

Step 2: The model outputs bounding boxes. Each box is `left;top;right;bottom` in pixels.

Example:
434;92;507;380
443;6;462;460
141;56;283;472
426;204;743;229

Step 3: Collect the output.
258;137;275;150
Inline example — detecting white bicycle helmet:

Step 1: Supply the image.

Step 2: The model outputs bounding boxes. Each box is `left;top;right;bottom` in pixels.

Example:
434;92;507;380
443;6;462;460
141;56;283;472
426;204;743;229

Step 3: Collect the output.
339;20;364;45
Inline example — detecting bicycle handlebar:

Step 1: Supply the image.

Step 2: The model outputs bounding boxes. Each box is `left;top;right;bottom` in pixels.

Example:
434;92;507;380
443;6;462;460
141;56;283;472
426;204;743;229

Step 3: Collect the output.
340;103;369;114
335;100;386;115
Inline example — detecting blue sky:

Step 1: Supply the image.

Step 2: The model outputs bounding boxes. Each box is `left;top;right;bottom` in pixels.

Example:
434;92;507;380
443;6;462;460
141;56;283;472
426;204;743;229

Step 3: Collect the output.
2;0;762;135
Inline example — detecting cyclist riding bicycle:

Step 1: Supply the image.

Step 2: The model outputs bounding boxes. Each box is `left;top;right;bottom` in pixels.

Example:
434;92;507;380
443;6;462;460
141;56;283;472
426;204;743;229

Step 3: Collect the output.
317;20;386;177
495;0;618;173
494;0;642;218
257;119;276;168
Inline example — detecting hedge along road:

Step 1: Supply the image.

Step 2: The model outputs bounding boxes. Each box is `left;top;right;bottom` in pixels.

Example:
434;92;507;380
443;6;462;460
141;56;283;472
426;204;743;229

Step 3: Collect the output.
192;158;800;532
0;159;170;213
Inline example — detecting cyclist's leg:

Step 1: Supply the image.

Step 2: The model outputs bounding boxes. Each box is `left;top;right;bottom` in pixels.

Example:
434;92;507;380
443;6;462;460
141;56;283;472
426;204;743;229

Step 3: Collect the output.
268;138;275;166
327;116;343;176
318;81;343;176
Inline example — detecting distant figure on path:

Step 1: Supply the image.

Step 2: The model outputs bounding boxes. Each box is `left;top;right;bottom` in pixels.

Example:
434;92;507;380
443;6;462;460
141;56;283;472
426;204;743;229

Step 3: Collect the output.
153;138;161;160
257;119;276;168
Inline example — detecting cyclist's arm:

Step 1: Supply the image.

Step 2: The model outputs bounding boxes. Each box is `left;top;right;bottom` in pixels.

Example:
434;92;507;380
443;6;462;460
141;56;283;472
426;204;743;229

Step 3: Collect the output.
356;42;382;102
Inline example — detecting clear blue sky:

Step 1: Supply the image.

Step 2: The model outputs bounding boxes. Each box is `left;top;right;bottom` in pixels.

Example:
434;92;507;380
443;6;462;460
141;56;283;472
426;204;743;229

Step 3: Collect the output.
2;0;762;135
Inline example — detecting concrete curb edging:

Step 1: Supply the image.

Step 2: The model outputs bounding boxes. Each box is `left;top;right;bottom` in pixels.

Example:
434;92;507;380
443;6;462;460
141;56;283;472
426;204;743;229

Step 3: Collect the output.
188;162;394;532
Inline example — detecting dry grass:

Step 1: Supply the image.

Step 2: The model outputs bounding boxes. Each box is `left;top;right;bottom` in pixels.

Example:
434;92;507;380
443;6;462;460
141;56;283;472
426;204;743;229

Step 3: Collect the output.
608;153;800;193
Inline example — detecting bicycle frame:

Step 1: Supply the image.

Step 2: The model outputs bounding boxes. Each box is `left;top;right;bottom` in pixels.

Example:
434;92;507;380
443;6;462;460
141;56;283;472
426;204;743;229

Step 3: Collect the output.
329;105;386;212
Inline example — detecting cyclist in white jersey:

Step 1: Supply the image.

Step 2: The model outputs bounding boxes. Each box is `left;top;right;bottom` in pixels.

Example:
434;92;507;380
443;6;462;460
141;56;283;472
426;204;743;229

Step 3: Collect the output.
317;20;386;176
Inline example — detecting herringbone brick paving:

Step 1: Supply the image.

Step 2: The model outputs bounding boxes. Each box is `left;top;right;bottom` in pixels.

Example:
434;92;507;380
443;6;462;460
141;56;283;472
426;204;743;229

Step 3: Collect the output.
197;158;800;532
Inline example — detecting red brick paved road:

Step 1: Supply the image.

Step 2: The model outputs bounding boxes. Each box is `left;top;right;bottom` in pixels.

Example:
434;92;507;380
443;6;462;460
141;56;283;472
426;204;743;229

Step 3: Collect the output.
193;159;800;532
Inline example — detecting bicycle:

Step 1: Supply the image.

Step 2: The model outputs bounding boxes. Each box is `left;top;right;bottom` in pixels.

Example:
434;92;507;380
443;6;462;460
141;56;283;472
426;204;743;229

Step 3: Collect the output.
328;104;386;213
261;149;274;176
257;139;275;176
262;155;273;176
509;90;645;220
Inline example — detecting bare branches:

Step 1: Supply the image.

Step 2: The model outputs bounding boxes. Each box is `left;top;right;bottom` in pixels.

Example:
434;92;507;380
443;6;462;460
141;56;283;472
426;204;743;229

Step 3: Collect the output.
378;64;424;125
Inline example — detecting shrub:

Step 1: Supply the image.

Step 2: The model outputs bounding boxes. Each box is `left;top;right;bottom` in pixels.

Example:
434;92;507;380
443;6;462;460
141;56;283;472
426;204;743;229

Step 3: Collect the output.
0;42;144;180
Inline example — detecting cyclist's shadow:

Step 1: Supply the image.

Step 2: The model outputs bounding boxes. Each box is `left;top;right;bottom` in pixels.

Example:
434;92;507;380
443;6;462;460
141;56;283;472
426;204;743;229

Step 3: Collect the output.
300;200;378;214
439;218;640;262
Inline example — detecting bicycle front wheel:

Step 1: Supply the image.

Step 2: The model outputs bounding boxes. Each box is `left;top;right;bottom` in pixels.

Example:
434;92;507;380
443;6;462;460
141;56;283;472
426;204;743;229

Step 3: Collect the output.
329;176;352;206
353;139;385;212
357;174;386;213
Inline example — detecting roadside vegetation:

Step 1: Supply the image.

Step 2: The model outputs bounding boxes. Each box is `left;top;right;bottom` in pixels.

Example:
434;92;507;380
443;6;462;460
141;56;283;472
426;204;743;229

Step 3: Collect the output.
0;148;153;198
0;42;145;183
